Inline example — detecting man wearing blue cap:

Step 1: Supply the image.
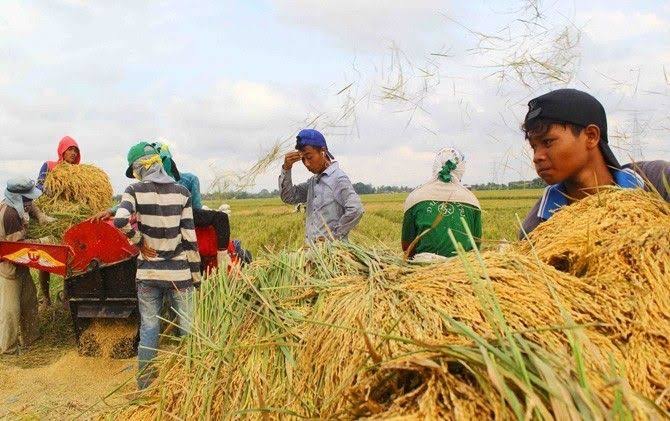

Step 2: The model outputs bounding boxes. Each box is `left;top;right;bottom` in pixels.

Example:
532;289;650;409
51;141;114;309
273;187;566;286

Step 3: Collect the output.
279;129;364;242
520;88;669;237
0;177;53;353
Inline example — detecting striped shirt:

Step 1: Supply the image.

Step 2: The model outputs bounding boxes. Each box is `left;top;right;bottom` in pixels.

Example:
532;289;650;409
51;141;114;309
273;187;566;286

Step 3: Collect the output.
114;181;201;289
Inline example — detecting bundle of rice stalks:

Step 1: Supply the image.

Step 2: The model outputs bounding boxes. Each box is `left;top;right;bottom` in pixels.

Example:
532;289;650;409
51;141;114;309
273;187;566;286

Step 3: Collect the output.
28;163;114;239
517;188;670;406
112;188;669;419
517;188;670;283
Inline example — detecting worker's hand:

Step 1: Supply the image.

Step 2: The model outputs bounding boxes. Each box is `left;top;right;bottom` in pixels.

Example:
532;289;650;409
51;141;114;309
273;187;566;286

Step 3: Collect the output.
89;209;113;222
43;215;57;224
191;271;202;285
282;151;302;170
218;203;231;215
139;243;157;259
37;236;56;244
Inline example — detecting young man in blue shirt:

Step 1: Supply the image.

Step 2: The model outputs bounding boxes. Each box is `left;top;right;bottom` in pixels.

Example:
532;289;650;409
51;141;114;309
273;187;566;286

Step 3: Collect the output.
279;129;364;243
520;89;669;237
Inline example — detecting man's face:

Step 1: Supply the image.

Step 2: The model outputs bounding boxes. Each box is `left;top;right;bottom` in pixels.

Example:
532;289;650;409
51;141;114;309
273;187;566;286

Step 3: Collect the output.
528;124;589;185
300;145;328;174
63;146;79;164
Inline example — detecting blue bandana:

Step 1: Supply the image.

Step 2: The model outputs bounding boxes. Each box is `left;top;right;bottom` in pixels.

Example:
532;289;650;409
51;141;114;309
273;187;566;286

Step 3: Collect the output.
537;168;644;220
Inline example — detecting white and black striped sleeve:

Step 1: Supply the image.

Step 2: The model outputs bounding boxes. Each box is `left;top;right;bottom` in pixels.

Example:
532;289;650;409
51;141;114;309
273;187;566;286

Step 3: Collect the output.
114;185;142;246
180;196;201;279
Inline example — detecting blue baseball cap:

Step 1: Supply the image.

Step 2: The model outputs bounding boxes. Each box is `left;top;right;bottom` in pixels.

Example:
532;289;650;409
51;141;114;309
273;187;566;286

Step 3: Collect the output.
295;129;334;159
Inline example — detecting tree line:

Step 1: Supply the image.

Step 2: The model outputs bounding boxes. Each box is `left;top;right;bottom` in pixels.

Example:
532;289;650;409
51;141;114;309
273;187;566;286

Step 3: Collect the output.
193;178;546;201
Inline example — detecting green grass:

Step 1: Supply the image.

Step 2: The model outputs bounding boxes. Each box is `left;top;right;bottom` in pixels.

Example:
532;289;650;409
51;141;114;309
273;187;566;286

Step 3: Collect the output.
204;189;542;257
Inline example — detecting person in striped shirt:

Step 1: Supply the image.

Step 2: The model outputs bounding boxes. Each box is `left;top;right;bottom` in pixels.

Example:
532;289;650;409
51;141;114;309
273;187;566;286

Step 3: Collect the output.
114;141;201;390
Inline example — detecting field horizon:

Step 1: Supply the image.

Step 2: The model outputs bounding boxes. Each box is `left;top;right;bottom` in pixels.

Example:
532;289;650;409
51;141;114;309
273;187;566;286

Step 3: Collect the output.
205;188;543;257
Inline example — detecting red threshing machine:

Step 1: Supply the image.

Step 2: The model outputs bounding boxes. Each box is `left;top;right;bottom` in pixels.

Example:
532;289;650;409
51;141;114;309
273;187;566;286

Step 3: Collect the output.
0;219;229;352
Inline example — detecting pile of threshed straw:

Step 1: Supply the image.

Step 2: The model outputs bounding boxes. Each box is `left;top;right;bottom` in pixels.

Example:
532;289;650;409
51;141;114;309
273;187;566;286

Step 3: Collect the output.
114;188;669;419
28;163;114;239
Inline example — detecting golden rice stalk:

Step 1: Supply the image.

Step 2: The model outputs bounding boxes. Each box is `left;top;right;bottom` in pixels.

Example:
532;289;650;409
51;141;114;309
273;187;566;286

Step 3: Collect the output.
516;187;670;409
113;188;669;419
517;187;670;283
39;162;114;213
28;163;114;239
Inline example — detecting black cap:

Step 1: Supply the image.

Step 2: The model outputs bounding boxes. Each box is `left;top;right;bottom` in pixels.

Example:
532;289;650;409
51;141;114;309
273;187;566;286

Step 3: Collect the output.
524;88;620;169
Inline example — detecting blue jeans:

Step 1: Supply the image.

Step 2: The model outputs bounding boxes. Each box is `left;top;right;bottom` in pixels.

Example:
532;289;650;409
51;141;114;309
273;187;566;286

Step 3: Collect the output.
136;282;194;389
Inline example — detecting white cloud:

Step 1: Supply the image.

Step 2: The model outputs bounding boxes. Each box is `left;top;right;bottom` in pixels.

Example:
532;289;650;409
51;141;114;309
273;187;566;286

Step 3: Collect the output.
579;11;667;43
272;0;448;53
0;2;42;37
1;0;669;197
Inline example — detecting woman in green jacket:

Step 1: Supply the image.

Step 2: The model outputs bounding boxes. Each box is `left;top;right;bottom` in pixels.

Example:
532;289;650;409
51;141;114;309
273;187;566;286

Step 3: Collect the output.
401;147;482;261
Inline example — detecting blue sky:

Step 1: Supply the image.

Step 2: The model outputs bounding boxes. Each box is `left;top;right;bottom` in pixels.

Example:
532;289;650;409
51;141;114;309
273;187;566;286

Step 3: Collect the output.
1;0;669;193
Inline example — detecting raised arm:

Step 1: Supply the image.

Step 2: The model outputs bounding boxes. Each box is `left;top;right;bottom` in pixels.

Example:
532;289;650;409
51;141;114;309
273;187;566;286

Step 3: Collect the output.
279;152;308;205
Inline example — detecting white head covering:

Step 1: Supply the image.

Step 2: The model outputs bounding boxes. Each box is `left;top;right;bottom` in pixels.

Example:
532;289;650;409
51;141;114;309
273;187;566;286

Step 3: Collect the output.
404;147;479;212
3;177;42;220
432;147;466;183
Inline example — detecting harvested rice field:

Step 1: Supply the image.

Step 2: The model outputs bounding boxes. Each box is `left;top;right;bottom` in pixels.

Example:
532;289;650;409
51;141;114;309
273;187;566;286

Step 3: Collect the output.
1;190;540;419
3;188;669;420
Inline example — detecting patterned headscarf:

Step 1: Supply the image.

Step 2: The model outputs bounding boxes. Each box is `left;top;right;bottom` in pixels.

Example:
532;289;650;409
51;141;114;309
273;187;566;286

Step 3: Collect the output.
432;147;466;183
132;154;175;184
404;147;479;212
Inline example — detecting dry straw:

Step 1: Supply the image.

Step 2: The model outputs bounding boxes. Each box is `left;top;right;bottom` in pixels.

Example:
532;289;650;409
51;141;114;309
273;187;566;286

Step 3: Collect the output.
517;187;670;408
28;163;114;239
111;188;668;419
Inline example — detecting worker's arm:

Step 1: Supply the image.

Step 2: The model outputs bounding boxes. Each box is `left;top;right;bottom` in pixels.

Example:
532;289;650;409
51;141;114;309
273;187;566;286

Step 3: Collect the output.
36;162;48;192
180;197;201;284
1;211;27;280
89;204;118;222
2;210;26;242
27;203;55;224
332;174;364;239
113;186;142;246
401;209;416;253
279;168;308;205
470;207;483;249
